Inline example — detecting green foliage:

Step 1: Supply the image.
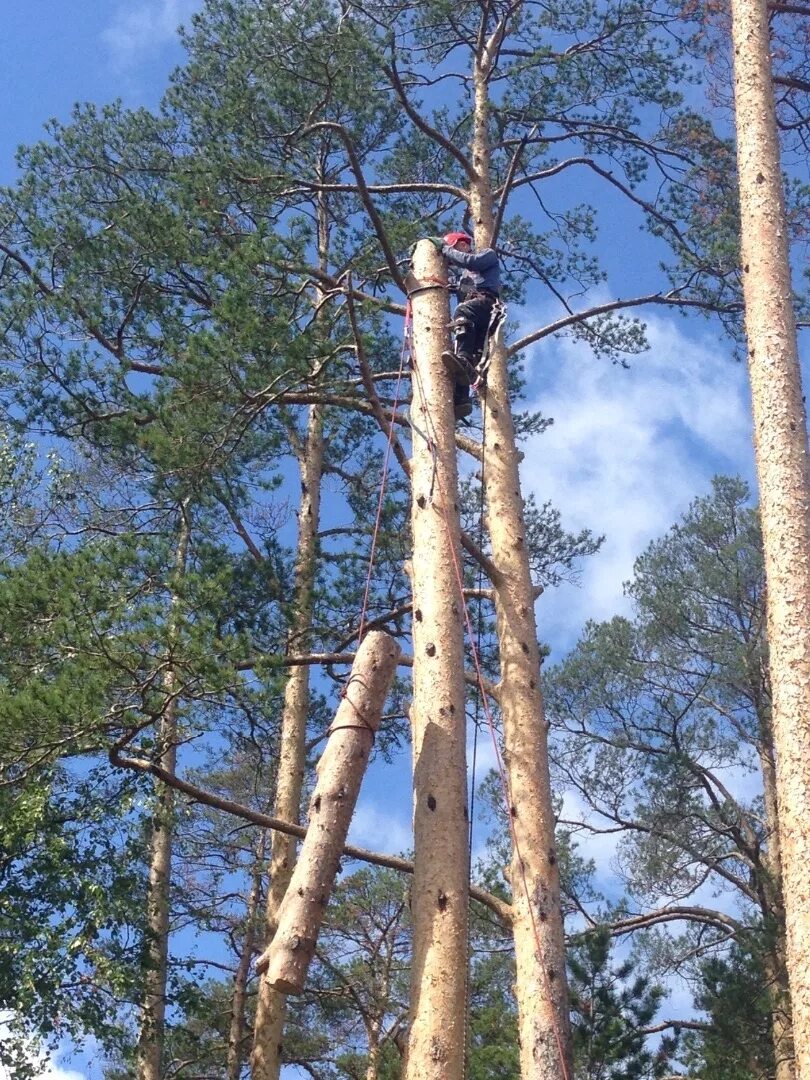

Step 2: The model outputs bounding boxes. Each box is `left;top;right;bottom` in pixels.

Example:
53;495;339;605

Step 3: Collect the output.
467;948;520;1080
0;0;777;1069
683;937;777;1080
569;930;677;1080
0;767;146;1066
547;476;772;918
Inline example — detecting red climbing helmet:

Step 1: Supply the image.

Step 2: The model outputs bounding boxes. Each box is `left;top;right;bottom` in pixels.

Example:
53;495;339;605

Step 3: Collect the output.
444;230;473;249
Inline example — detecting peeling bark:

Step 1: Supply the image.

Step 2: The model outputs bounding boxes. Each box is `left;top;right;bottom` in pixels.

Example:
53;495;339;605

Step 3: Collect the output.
730;0;810;1075
404;240;469;1080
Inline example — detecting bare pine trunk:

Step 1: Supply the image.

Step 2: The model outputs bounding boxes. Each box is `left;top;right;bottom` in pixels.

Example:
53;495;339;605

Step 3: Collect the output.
227;835;267;1080
759;723;795;1080
404;240;469;1080
730;0;810;1074
257;631;401;991
366;1033;381;1080
469;44;573;1080
137;510;191;1080
764;942;797;1080
251;404;324;1080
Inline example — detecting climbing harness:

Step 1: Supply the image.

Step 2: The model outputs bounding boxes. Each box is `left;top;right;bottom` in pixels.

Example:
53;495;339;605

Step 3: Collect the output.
471;298;507;392
357;256;569;1076
407;309;572;1080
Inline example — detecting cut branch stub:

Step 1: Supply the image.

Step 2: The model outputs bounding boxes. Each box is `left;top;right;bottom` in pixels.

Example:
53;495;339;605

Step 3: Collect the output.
255;630;401;993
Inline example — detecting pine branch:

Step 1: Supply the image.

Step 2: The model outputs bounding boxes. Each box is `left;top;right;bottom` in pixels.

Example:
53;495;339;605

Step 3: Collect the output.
0;240;163;374
298;122;406;292
345;283;411;478
384;52;478;182
460;528;503;584
508;291;742;357
601;904;743;936
109;744;512;923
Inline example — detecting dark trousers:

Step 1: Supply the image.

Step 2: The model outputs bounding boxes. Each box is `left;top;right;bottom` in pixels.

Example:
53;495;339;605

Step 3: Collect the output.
453;295;495;370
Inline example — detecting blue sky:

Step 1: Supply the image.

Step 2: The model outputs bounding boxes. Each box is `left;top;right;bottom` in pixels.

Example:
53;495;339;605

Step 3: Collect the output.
1;2;199;186
3;1;809;1077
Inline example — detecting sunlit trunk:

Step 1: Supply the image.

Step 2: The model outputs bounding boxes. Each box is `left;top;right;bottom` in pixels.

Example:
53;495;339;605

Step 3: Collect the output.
404;239;469;1080
730;0;810;1074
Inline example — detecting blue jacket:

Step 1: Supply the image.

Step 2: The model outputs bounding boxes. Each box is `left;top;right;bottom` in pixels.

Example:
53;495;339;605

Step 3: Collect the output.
441;245;501;295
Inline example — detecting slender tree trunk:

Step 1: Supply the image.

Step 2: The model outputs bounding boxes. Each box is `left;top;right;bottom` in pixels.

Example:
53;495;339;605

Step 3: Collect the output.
763;942;797;1080
366;1030;381;1080
256;630;401;991
227;834;267;1080
468;40;573;1080
404;239;469;1080
759;723;795;1080
137;508;191;1080
252;181;332;1077
250;404;325;1080
730;1;810;1075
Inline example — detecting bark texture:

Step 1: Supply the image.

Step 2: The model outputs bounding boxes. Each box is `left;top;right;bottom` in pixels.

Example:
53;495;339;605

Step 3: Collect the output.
136;510;190;1080
251;404;325;1079
256;630;401;991
730;0;810;1075
757;717;795;1080
227;835;267;1080
404;240;470;1080
468;35;573;1080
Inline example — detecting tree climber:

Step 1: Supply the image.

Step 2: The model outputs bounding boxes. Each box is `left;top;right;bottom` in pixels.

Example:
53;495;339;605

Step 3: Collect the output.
430;231;503;420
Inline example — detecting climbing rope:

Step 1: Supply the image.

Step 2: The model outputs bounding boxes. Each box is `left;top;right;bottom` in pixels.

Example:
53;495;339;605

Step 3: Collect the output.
354;285;570;1079
409;331;573;1080
356;301;412;645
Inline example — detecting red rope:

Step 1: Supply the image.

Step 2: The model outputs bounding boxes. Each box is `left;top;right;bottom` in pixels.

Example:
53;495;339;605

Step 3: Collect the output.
409;344;572;1080
353;288;571;1077
356;301;412;645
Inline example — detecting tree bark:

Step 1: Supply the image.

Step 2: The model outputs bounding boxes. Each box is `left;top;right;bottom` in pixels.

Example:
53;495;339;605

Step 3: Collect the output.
404;239;470;1080
227;834;267;1080
136;508;191;1080
256;630;401;991
758;715;795;1080
730;0;810;1075
468;34;574;1080
250;403;325;1080
764;941;797;1080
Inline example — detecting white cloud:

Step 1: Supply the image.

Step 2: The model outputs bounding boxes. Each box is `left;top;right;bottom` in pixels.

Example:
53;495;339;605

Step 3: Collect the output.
102;0;200;69
38;1065;85;1080
0;1016;87;1080
521;311;755;653
348;798;412;855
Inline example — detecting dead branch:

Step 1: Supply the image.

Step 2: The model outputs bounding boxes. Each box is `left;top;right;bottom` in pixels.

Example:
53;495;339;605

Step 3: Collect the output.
109;744;511;923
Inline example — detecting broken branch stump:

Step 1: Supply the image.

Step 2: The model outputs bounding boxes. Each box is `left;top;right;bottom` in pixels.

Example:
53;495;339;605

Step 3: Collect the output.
255;629;401;993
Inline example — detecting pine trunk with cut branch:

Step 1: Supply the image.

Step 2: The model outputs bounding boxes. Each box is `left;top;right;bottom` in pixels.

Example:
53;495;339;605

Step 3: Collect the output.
404;239;470;1080
250;404;325;1080
467;35;573;1080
